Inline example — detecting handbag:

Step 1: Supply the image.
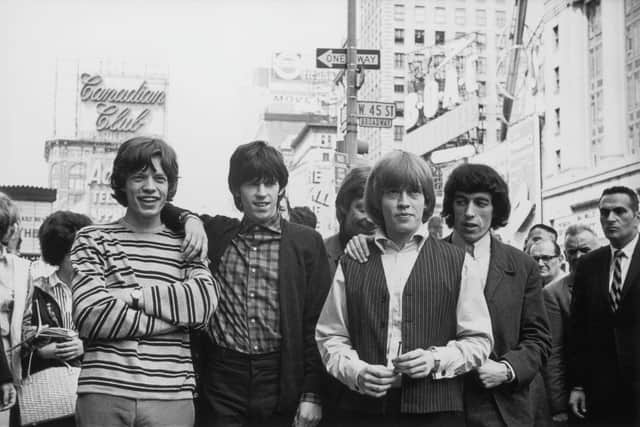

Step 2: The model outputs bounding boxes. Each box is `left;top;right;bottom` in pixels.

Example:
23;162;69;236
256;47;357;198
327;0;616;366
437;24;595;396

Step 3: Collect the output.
17;300;80;426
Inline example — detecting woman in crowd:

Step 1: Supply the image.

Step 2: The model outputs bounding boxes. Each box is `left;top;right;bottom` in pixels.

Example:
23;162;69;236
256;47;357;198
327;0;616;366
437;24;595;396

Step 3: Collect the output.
22;211;91;427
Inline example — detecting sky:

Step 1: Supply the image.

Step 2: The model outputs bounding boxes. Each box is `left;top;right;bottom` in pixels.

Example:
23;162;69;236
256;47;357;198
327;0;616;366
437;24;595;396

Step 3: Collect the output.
0;0;346;216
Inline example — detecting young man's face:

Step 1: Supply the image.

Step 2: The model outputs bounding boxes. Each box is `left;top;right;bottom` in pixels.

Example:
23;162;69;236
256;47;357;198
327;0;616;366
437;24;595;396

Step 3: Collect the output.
599;193;640;248
343;197;375;238
239;179;282;225
381;188;424;245
124;156;168;224
452;191;493;244
529;240;562;284
564;231;600;273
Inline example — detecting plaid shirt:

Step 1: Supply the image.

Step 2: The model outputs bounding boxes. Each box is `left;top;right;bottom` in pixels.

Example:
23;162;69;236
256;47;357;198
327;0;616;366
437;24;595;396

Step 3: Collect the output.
209;215;282;354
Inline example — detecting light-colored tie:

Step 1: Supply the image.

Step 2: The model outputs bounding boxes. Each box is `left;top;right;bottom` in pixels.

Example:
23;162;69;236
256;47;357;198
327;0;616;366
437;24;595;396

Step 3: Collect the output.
609;250;624;312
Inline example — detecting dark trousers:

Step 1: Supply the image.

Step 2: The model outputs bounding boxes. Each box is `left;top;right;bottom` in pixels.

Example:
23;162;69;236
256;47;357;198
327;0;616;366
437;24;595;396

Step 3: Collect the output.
332;389;465;427
200;345;291;427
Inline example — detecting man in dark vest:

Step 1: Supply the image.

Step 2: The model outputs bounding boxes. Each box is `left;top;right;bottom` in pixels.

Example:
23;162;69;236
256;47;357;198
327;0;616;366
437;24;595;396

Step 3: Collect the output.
316;150;493;426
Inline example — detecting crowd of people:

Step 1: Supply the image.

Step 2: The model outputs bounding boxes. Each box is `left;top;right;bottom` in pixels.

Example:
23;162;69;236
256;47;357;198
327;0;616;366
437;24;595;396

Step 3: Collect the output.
0;136;637;427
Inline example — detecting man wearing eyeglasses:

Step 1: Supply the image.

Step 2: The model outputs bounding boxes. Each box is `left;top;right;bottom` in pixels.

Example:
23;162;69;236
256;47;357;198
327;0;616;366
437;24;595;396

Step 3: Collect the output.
540;225;601;424
528;240;564;286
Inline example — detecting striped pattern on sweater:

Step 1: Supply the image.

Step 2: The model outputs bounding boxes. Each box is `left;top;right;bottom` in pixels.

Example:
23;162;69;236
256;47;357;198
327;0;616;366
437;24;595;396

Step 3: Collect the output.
70;221;218;400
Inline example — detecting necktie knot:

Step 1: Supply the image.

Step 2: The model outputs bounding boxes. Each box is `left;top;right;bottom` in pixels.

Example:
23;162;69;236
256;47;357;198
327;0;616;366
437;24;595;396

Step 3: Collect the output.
465;244;475;258
614;249;625;259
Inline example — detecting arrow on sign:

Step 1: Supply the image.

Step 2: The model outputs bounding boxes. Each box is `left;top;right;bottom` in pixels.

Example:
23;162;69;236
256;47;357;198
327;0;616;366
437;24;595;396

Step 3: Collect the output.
317;49;346;68
316;48;381;70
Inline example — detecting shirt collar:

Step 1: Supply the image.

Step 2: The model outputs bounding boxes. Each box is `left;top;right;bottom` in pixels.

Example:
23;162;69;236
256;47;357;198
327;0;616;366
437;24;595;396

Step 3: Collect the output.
451;230;491;258
373;222;429;252
610;232;639;260
240;214;282;235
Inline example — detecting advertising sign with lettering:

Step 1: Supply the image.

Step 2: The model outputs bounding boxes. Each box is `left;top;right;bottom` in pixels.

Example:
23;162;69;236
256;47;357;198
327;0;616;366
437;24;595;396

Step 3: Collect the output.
76;73;168;141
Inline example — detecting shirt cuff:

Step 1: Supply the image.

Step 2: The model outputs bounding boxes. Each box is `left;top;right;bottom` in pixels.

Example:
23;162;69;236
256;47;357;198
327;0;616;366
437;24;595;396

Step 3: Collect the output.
299;393;322;405
502;360;516;383
429;346;461;379
349;359;370;393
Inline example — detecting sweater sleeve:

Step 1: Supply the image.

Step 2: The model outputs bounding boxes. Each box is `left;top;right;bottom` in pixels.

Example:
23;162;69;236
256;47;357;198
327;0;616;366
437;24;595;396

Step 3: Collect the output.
139;259;219;328
71;229;178;341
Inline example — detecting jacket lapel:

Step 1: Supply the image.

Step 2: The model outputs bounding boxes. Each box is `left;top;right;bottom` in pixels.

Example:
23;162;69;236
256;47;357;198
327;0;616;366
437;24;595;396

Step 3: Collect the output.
620;237;640;302
485;238;514;302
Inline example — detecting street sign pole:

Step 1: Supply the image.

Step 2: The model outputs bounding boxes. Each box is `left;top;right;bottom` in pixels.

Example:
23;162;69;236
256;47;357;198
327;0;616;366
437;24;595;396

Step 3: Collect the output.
346;0;358;166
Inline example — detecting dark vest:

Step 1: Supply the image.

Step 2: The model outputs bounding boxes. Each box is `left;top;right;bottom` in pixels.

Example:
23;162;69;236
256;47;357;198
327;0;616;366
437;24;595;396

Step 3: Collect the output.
340;237;466;414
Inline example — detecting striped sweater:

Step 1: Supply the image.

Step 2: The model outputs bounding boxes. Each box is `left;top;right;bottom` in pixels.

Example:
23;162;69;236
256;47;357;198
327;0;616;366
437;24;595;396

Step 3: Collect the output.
70;220;218;400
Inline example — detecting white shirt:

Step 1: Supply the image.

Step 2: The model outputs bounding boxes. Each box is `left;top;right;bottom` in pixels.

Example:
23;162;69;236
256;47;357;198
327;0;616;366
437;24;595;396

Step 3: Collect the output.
608;233;639;292
451;231;491;290
315;222;493;392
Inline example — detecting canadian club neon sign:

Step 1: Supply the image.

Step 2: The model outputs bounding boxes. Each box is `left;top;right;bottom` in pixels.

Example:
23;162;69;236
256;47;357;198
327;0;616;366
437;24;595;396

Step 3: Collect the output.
80;73;166;133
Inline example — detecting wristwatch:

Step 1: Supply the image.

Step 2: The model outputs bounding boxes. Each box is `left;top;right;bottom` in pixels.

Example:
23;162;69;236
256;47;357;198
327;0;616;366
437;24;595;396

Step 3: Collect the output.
501;361;514;382
427;346;441;378
130;289;142;310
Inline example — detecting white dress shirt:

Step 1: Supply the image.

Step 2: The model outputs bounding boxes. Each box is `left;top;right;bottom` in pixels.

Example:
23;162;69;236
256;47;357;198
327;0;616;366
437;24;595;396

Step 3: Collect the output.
451;231;491;289
608;232;639;292
316;222;493;392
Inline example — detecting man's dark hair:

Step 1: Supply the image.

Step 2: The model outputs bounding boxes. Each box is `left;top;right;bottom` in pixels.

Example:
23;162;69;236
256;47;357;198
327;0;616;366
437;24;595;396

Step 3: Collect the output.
441;163;511;229
528;223;558;241
335;166;371;225
110;137;179;207
600;186;639;212
39;211;92;266
228;140;288;211
290;206;317;229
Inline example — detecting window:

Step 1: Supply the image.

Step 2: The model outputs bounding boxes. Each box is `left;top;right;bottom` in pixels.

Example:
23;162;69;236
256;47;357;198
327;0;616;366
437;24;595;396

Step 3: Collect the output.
553;25;559;50
394;77;405;93
395;101;404;117
476;9;486;26
394;4;405;21
435;30;446;45
415;29;425;44
68;163;86;192
395;28;405;44
477;56;487;74
322;152;330;161
455;31;466;40
415;5;425;23
455;8;466;25
495;10;506;27
394;52;405;69
394;125;404;141
435;7;446;24
555;108;561;134
554;66;560;92
477;32;486;51
555;149;561;172
478;81;487;97
49;163;61;189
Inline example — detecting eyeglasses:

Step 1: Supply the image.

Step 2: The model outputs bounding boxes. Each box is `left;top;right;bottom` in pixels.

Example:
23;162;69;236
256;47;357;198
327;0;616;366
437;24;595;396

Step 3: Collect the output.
532;255;558;263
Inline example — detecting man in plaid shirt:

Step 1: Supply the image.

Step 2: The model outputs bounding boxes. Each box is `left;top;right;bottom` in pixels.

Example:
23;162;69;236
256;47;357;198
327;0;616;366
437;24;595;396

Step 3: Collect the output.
162;140;332;427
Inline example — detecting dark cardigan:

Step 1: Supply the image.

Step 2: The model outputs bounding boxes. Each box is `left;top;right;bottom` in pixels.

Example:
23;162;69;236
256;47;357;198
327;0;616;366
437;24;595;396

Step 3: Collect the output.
162;206;332;413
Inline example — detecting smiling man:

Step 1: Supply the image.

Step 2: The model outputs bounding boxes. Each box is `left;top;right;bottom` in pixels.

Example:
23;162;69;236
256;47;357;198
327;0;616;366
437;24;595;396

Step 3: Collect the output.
161;140;332;427
316;151;492;426
71;137;218;427
568;186;640;426
440;163;551;427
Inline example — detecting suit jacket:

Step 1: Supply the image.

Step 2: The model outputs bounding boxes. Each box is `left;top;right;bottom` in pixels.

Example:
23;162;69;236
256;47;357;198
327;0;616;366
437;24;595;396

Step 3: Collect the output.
161;206;332;414
568;240;640;424
541;275;572;415
444;235;551;426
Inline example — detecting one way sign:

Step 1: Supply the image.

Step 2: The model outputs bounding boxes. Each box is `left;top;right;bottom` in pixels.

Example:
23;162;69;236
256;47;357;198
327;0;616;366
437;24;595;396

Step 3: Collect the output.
316;48;381;70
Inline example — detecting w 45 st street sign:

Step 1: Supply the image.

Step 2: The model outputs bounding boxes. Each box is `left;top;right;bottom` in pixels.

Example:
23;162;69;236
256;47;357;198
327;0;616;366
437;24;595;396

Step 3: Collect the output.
340;101;396;131
316;48;380;70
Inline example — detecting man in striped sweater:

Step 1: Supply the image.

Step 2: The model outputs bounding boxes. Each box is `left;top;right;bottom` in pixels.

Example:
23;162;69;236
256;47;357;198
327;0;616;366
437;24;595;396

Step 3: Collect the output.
71;137;218;427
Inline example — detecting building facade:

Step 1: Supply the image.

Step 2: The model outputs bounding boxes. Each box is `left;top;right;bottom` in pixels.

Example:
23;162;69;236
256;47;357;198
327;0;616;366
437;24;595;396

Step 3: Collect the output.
541;0;640;243
356;0;513;162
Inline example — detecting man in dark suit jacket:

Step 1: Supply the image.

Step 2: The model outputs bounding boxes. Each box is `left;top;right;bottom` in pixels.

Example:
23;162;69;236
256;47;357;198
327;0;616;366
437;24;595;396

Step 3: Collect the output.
568;186;640;425
162;141;331;427
541;224;600;423
441;164;551;427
